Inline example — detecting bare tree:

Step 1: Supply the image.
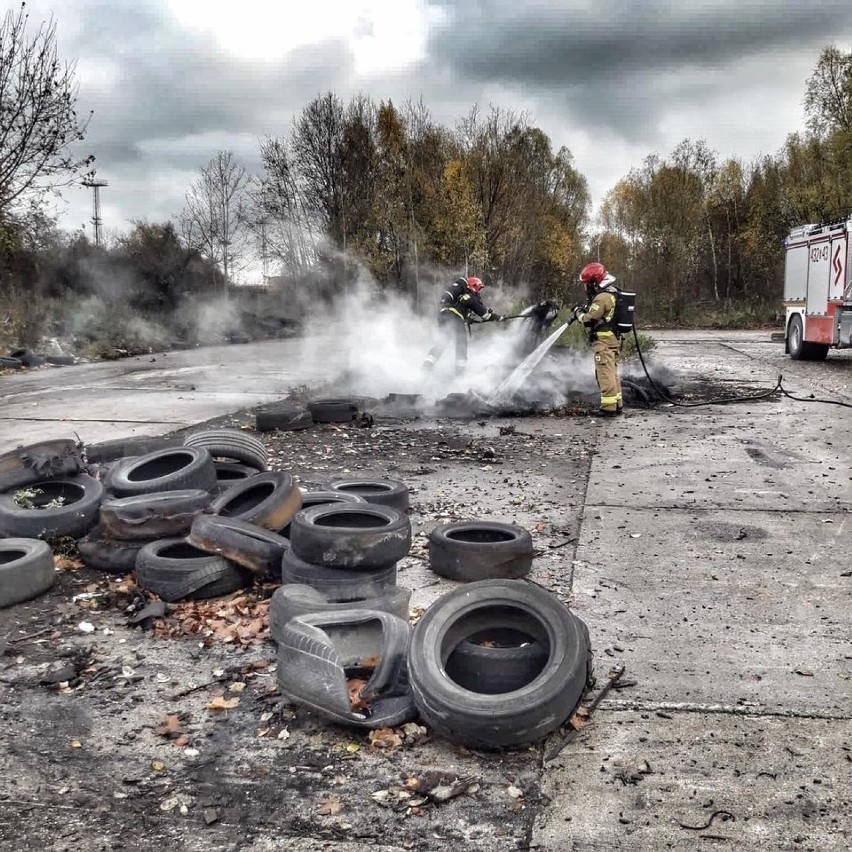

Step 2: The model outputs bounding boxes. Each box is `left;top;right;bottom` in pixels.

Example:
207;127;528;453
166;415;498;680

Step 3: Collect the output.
0;3;93;216
181;151;249;286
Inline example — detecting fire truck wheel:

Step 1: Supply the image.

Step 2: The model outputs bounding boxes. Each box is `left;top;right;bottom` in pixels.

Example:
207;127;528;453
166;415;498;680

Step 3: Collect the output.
408;579;592;749
0;538;55;608
428;521;533;582
787;315;829;361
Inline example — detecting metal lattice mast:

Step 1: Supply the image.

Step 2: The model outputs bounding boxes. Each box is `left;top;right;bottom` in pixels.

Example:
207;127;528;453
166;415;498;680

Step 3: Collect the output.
82;178;108;246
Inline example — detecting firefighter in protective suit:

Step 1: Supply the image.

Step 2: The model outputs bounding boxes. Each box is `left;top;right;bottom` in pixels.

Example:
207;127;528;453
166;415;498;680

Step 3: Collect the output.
423;276;504;371
574;262;623;417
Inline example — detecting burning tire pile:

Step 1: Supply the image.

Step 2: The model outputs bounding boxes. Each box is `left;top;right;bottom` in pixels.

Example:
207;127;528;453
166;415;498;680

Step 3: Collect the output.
0;425;594;750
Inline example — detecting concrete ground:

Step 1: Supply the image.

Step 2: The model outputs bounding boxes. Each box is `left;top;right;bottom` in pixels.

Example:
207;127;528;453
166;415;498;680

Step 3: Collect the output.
1;330;850;851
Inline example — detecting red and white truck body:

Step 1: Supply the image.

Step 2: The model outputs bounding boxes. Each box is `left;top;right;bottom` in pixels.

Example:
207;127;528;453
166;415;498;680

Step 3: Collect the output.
783;217;852;360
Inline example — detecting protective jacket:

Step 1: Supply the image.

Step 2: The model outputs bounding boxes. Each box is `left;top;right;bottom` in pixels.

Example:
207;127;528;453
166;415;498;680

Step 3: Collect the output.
440;279;496;323
576;284;619;339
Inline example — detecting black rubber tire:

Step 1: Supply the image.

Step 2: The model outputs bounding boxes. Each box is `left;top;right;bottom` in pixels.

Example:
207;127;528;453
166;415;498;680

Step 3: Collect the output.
289;504;412;569
189;514;289;576
99;489;213;541
0;474;104;539
135;538;251;602
209;471;303;531
214;462;258;492
787;314;830;362
8;348;45;367
0;439;85;491
278;489;366;537
45;355;76;366
327;477;410;512
0;357;23;369
105;447;218;497
78;526;144;574
0;538;55;607
428;521;533;582
407;579;592;749
444;628;550;695
84;436;180;465
269;584;411;642
280;545;397;598
256;403;313;432
307;398;358;423
184;429;267;471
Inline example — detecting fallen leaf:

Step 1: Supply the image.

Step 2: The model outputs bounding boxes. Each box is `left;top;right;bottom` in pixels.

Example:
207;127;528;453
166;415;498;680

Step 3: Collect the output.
316;795;344;816
228;681;246;693
345;742;360;753
207;696;240;711
155;714;182;738
70;739;82;749
369;727;403;750
347;678;370;712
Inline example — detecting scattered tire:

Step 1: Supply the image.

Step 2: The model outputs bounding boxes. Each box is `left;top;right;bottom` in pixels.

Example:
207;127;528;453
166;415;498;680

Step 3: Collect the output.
105;447;217;497
278;489;366;538
407;579;592;749
289;504;412;569
0;538;55;608
307;398;358;424
269;584;411;642
256;403;313;433
99;489;212;540
327;477;410;512
444;628;550;695
428;521;533;582
0;439;85;491
280;545;397;599
0;474;104;539
184;429;267;471
189;514;289;576
78;526;144;575
135;538;251;602
0;357;23;369
8;348;45;367
84;436;180;465
45;355;76;366
209;471;303;531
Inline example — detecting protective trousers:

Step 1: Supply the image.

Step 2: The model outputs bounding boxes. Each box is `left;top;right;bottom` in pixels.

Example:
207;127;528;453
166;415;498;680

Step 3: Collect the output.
593;335;622;412
423;312;468;370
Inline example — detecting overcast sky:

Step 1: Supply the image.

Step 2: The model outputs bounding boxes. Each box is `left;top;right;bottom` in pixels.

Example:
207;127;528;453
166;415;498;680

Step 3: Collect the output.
22;0;852;255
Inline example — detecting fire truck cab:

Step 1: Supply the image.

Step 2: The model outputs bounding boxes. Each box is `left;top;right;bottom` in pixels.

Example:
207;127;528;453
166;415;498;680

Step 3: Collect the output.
783;216;852;360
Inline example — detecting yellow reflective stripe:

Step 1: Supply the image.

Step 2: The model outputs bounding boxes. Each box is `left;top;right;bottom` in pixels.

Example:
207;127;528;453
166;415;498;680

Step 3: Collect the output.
601;395;619;404
459;294;471;302
443;307;465;320
597;330;615;337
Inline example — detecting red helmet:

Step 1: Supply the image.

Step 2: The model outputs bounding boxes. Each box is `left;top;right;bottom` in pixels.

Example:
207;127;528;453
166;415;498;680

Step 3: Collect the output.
579;262;607;285
466;276;484;293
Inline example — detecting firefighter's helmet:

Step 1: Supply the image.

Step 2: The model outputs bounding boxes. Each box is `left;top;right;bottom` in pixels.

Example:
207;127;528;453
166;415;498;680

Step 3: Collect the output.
466;276;484;293
579;262;607;286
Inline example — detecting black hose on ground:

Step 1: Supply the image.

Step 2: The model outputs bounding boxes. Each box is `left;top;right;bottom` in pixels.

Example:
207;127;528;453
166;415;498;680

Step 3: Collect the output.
630;325;852;410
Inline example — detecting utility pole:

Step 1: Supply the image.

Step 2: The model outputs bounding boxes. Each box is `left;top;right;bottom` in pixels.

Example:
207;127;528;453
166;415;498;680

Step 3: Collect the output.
82;178;108;246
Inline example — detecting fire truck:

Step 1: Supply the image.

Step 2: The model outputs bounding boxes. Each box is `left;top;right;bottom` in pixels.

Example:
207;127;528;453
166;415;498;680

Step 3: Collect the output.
783;216;852;360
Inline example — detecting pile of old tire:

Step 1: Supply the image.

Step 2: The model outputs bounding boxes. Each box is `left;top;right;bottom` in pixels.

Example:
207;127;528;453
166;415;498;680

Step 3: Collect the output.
407;579;594;749
182;429;268;493
428;520;533;581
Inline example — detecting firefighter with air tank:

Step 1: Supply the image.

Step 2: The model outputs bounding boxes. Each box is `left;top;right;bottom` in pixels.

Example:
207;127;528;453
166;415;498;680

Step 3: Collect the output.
573;262;625;417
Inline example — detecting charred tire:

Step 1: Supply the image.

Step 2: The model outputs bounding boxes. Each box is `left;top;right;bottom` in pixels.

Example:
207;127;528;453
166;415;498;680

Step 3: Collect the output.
135;538;251;602
8;348;45;367
428;521;533;582
189;514;289;576
408;579;592;749
0;538;55;607
0;439;85;491
209;471;302;531
0;357;23;369
269;583;411;643
278;489;366;538
289;504;412;569
307;398;358;424
84;436;180;465
327;477;410;512
0;475;103;539
281;545;397;599
45;355;75;366
256;403;313;433
99;489;212;541
78;526;144;575
444;628;550;695
105;447;217;497
184;429;267;472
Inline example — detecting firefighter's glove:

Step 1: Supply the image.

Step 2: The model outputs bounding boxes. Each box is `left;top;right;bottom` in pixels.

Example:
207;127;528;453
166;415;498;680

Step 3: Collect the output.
573;305;586;321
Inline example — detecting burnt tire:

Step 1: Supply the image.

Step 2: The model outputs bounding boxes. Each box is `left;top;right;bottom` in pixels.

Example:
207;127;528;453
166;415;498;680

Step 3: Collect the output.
327;477;410;512
307;398;358;424
105;447;217;497
289;504;412;569
84;436;180;465
0;538;55;608
281;545;397;599
0;357;23;369
0;439;85;491
209;471;302;531
0;475;104;539
135;538;251;602
45;355;75;366
269;584;411;643
428;521;533;582
213;462;258;493
407;579;592;749
278;489;366;538
256;403;313;433
189;514;289;576
99;489;213;541
184;429;267;471
8;348;45;367
78;526;144;575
